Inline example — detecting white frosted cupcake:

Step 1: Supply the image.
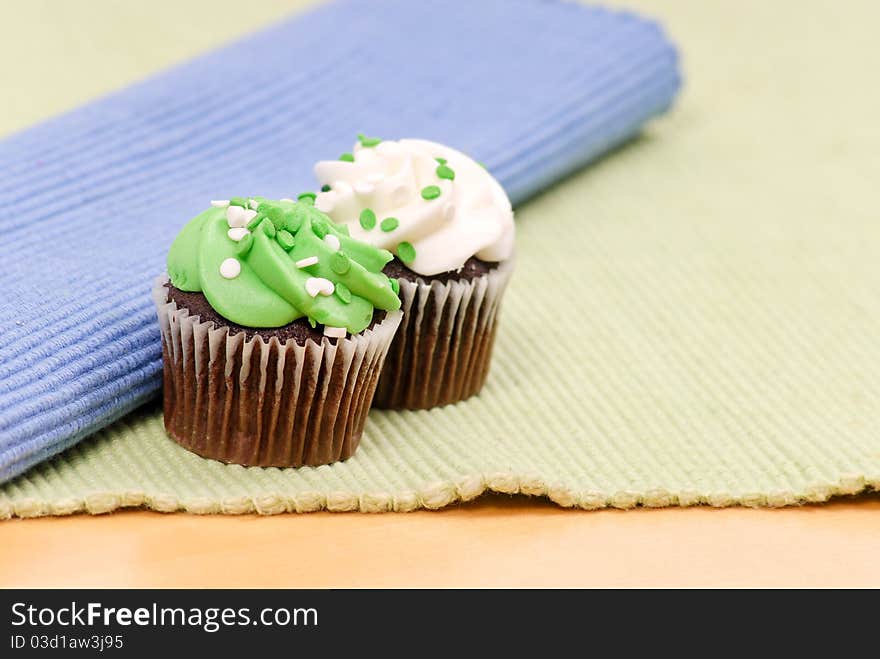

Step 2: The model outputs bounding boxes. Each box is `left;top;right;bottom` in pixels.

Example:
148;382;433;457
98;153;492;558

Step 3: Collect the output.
313;135;515;409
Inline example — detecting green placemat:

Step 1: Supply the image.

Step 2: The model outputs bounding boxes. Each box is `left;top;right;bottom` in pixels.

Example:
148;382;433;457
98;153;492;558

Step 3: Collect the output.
2;1;879;517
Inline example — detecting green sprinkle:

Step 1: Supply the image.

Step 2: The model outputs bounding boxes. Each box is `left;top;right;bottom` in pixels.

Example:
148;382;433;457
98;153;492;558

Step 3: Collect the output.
397;241;416;264
259;204;284;227
336;223;350;236
435;157;447;165
260;218;276;238
436;164;455;180
282;212;302;234
235;233;253;256
308;317;317;329
334;282;352;304
380;217;399;232
339;153;355;162
330;251;351;275
389;277;400;296
246;214;264;231
321;184;331;192
230;197;249;208
357;133;382;147
276;229;295;251
311;217;329;238
359;208;377;230
421;185;441;200
478;161;488;169
298;192;316;203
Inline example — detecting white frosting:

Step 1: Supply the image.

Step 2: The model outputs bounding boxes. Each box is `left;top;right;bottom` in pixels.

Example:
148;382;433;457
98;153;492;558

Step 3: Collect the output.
313;138;514;276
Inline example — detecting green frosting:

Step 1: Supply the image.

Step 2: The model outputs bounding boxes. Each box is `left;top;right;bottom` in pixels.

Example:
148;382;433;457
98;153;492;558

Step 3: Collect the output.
167;199;401;334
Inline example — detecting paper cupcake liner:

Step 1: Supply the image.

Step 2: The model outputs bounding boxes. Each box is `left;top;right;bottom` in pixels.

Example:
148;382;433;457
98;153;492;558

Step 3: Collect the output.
151;276;402;467
373;258;514;410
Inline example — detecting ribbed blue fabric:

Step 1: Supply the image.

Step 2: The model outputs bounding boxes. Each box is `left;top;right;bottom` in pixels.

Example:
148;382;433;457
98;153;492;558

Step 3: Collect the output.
0;0;680;483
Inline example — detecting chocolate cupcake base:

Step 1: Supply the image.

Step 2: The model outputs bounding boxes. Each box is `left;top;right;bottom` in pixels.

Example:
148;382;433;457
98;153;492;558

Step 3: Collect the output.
152;276;402;467
373;257;514;409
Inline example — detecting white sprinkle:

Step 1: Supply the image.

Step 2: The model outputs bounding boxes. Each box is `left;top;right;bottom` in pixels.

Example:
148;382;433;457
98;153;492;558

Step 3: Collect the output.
249;199;260;210
324;234;341;251
354;182;375;195
296;256;319;268
280;198;295;203
226;205;257;228
211;199;230;208
227;227;250;242
219;258;241;279
306;277;335;297
323;326;347;338
314;195;335;213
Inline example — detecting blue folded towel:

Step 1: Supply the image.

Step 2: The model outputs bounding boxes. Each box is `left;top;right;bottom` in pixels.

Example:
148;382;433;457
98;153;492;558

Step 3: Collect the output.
0;0;680;483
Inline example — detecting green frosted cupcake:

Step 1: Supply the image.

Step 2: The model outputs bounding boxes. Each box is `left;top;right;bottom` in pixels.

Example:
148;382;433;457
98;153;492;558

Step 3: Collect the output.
153;197;402;467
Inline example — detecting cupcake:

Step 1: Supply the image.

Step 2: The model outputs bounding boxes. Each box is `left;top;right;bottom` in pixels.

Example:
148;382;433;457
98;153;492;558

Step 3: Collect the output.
153;196;402;467
313;136;515;409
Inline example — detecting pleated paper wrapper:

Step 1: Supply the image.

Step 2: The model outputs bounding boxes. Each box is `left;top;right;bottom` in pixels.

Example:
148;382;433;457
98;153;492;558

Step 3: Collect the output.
152;277;403;467
374;258;515;409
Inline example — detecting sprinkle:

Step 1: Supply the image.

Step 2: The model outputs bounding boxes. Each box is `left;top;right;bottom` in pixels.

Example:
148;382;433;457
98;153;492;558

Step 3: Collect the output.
276;229;295;251
323;326;347;338
357;133;382;147
380;217;399;232
435;157;447;165
249;199;260;210
397;241;416;264
236;233;253;256
354;182;375;195
339;153;355;162
478;161;488;169
320;185;331;192
260;218;276;238
211;199;230;208
334;282;352;304
219;258;241;279
324;234;341;251
226;205;257;228
359;208;377;230
298;192;316;202
283;213;302;233
246;214;264;231
280;197;295;203
330;251;350;274
311;217;330;238
306;277;334;297
436;164;455;180
227;227;249;242
389;277;400;296
230;197;249;208
421;185;441;200
296;256;319;268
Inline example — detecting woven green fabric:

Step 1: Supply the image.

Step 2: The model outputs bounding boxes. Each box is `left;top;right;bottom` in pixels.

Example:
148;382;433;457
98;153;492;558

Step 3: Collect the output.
2;0;880;517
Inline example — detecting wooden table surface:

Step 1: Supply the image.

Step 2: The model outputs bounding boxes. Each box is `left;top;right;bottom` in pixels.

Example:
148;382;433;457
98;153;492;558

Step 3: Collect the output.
2;493;878;588
2;1;878;589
